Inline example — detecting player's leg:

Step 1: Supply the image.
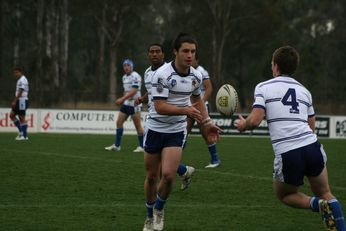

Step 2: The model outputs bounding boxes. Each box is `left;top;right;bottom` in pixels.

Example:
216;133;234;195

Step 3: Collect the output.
105;108;128;151
18;100;28;139
18;114;28;139
143;128;163;230
273;180;311;208
176;121;195;190
178;163;195;191
307;141;345;230
308;167;345;230
157;146;182;204
153;146;182;230
10;105;22;138
199;123;221;168
132;111;144;152
115;111;128;147
143;152;161;231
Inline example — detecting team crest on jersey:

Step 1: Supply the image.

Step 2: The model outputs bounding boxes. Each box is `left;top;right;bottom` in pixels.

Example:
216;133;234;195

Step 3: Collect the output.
170;79;177;87
192;79;197;87
157;78;164;93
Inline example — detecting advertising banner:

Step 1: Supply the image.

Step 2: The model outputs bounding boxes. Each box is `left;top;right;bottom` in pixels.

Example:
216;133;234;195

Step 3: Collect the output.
0;108;38;132
38;109;147;134
191;114;331;137
0;108;343;139
189;113;269;136
330;116;346;138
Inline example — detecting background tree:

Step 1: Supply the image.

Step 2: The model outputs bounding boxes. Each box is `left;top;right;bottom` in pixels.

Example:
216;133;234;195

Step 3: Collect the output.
0;0;345;114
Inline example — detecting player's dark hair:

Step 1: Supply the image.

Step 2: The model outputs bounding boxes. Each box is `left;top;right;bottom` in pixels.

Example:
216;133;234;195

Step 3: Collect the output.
14;66;24;73
173;32;198;51
148;43;163;52
272;46;300;75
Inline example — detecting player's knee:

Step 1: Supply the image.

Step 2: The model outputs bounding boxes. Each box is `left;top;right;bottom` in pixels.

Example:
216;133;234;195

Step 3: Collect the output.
161;172;175;185
146;176;157;186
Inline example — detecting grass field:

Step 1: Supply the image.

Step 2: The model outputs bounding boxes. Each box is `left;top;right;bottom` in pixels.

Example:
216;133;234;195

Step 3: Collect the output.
0;133;345;231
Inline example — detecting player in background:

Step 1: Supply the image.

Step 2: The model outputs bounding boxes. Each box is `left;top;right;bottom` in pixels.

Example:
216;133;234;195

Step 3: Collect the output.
187;54;221;168
105;59;145;152
137;43;195;195
10;67;29;141
142;33;221;231
235;46;346;231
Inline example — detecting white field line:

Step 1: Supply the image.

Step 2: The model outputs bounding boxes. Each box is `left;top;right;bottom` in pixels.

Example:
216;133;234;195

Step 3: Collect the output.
1;149;123;163
0;203;273;209
197;169;346;191
2;149;345;191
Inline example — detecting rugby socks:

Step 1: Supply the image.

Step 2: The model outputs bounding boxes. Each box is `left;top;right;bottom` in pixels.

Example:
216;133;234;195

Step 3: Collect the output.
154;194;166;211
145;201;155;218
176;163;187;177
115;128;123;147
208;143;219;163
21;123;28;138
14;119;22;133
328;199;346;231
138;134;144;148
310;196;320;212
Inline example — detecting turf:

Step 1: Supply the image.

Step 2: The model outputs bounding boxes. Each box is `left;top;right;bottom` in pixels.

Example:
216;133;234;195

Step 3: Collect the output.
0;133;345;230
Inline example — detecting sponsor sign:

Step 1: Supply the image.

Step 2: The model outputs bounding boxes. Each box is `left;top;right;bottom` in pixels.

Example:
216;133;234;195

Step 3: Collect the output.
191;113;330;137
0;108;342;138
39;109;147;134
0;108;38;132
314;117;330;137
190;113;269;136
330;116;346;138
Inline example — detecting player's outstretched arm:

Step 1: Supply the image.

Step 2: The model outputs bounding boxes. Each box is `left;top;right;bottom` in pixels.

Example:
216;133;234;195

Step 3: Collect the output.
154;99;202;122
235;108;265;132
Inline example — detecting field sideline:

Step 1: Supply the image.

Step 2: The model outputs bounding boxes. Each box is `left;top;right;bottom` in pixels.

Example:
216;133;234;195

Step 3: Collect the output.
0;133;345;230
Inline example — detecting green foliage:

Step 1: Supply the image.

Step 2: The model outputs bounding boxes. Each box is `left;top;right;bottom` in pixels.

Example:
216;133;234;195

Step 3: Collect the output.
0;133;345;230
1;0;346;113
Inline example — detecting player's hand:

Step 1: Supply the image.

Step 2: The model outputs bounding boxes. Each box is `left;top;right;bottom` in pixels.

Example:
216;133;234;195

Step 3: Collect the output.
115;98;124;105
203;123;223;143
134;96;142;106
185;106;202;123
235;115;246;132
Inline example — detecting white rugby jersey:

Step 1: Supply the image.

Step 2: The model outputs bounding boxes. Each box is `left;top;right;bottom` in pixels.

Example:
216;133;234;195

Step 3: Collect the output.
122;71;142;106
195;65;210;101
144;62;166;109
146;61;203;133
16;75;29;99
253;76;317;155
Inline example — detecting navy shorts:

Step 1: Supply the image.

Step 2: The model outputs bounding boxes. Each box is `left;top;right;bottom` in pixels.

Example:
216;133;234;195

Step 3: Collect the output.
120;105;140;116
144;128;187;154
13;99;29;116
273;141;327;186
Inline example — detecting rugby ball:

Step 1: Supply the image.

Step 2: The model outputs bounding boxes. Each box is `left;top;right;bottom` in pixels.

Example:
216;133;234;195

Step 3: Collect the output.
216;84;238;117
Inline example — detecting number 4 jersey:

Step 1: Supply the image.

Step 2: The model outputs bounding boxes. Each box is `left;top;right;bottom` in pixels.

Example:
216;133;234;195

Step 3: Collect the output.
253;76;317;155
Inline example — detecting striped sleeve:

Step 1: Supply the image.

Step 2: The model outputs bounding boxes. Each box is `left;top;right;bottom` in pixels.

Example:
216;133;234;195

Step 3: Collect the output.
253;84;265;109
307;91;315;117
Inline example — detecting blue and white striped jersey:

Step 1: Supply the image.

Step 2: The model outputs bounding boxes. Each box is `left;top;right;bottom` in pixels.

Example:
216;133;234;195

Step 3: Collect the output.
146;61;203;133
122;71;142;106
253;76;317;155
195;65;209;98
16;75;29;99
144;63;166;109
